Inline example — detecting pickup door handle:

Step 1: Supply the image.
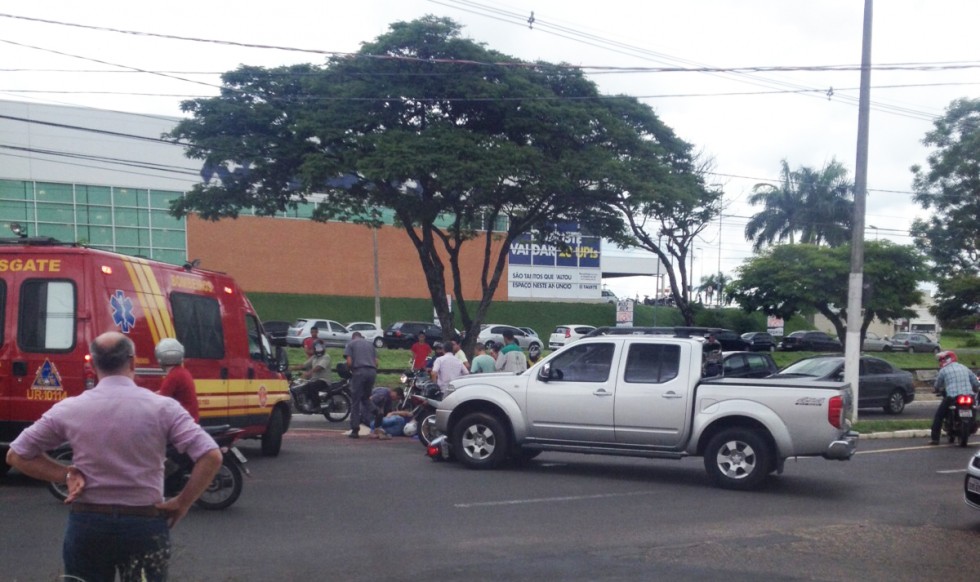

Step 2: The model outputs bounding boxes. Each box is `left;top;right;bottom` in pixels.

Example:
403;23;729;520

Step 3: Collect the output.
593;389;612;397
662;391;683;399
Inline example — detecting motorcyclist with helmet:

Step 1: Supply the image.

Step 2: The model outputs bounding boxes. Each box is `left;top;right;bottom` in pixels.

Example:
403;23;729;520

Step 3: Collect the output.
156;338;199;422
929;350;980;445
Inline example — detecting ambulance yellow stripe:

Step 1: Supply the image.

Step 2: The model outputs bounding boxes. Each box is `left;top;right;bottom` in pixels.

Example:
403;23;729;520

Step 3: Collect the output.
122;260;161;344
137;261;175;338
131;259;169;341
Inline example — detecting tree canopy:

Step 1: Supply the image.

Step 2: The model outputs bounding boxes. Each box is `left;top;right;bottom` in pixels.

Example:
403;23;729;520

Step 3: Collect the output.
744;159;853;251
910;98;980;329
168;16;700;344
726;242;929;344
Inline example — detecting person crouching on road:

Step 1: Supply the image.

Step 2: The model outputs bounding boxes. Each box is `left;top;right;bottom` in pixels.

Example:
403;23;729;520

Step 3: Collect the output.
929;350;980;445
344;331;379;439
6;331;222;582
155;338;199;422
369;387;411;439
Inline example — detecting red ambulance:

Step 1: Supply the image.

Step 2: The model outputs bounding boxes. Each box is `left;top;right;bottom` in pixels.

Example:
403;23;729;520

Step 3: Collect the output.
0;236;292;476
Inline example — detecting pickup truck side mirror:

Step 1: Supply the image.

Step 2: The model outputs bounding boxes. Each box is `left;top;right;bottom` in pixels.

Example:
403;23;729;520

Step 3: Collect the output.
538;363;564;382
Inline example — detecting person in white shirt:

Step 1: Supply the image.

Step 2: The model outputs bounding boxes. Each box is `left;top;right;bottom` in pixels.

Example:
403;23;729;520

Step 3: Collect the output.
431;342;469;390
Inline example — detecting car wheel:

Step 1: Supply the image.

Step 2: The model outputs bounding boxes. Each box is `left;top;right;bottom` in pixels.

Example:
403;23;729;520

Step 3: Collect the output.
46;446;74;501
261;407;285;457
907;346;915;354
703;429;772;491
451;412;510;470
883;345;892;352
373;337;384;348
932;346;940;354
884;390;906;415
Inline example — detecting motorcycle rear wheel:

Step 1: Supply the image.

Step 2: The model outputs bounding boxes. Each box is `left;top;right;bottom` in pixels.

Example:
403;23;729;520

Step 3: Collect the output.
323;392;352;423
195;461;243;510
959;422;972;447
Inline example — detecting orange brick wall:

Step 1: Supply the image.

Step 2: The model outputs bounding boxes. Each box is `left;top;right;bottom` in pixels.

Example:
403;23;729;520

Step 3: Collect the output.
186;214;509;300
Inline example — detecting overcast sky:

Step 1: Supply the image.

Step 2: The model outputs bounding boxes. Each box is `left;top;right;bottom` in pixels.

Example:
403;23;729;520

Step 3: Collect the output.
2;1;977;299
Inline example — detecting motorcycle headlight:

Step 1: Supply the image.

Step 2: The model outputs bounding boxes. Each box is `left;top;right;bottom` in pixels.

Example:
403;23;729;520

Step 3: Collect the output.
400;373;408;384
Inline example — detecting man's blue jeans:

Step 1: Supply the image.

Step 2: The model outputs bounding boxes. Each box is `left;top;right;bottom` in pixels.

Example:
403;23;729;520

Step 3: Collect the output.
64;511;171;582
371;415;407;436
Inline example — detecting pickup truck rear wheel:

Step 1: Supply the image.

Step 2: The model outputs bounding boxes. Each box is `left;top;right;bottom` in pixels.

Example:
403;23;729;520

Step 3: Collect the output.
452;412;509;469
704;429;772;491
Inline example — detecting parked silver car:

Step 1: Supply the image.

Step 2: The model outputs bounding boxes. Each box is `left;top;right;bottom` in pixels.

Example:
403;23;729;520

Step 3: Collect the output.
477;324;542;356
861;331;891;352
888;332;941;354
285;318;352;348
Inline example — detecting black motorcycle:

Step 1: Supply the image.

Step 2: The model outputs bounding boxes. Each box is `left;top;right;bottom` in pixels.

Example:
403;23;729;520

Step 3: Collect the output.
938;390;979;447
408;381;444;448
288;364;352;423
48;425;248;510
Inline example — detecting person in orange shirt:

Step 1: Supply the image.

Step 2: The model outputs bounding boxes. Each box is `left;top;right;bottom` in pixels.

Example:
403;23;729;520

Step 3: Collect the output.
410;332;433;371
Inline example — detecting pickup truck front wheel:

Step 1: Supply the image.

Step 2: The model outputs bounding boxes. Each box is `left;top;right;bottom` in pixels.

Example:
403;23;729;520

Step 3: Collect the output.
704;429;772;491
452;412;510;470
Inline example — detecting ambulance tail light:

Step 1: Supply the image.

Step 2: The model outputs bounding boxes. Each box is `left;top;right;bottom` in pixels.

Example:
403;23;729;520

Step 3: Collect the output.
83;354;96;389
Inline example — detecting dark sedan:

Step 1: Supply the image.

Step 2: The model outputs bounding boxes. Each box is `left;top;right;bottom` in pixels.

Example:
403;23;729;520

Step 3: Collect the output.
741;332;776;352
771;355;915;414
778;330;843;352
721;351;779;379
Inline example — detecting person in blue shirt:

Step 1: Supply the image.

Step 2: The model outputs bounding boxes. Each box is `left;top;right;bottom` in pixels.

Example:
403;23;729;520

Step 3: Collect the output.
930;350;980;445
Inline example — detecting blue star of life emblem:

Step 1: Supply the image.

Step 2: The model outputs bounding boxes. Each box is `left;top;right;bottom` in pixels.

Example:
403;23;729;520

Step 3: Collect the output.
110;290;136;333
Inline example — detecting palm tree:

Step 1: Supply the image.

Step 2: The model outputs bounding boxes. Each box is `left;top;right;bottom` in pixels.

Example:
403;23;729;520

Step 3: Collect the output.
745;159;853;250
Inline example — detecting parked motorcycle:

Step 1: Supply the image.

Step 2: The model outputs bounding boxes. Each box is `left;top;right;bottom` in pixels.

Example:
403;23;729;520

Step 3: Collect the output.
48;425;249;510
288;363;352;423
938;389;980;447
409;382;445;448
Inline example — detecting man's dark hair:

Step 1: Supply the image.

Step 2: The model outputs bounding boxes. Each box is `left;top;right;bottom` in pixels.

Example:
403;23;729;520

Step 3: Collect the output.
393;387;405;399
91;335;135;375
311;326;319;332
501;329;515;341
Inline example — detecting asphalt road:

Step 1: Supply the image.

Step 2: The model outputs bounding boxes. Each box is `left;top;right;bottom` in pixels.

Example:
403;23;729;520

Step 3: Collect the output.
3;416;980;581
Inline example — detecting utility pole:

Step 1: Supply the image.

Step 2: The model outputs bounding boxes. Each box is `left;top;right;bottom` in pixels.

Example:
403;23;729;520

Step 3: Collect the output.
845;0;873;423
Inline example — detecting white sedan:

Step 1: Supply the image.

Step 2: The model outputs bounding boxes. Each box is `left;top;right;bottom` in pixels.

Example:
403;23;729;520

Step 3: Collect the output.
346;322;385;348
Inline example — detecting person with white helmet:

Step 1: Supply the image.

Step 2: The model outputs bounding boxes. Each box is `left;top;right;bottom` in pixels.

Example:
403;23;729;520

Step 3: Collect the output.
156;338;199;422
929;350;980;445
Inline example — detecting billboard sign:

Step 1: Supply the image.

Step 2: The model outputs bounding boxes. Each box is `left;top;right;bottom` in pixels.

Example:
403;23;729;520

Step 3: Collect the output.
508;225;601;300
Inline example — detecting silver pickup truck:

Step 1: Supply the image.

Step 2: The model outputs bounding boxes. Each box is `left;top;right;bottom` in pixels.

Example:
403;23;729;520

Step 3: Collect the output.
434;334;858;490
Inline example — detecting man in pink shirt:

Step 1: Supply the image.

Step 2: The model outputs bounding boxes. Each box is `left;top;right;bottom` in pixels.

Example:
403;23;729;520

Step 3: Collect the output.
6;331;221;582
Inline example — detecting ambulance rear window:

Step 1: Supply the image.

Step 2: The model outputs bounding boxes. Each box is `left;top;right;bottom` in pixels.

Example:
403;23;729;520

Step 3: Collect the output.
18;279;76;352
171;292;224;359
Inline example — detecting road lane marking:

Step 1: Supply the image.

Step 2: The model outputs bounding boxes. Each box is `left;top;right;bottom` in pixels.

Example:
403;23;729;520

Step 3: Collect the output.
855;443;978;455
937;469;967;474
454;490;655;509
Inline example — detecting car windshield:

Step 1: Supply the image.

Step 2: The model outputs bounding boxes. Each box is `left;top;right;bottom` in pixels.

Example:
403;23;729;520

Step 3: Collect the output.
780;358;842;377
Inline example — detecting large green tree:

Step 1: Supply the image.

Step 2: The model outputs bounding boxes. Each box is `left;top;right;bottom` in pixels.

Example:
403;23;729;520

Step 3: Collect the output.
614;152;721;325
910;98;980;329
744;159;853;251
727;242;929;345
167;17;697;346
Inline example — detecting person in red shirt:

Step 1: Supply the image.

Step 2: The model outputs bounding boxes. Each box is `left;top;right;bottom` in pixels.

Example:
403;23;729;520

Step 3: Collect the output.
410;332;433;371
155;338;200;422
303;326;322;358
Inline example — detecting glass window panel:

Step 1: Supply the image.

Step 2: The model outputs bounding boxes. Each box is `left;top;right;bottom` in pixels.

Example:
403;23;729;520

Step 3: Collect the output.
18;280;76;351
36;203;75;224
0;200;31;223
35;222;74;242
136;190;149;209
0;179;31;200
154;249;186;265
150;209;181;229
80;225;114;246
114;227;140;246
150;190;181;210
115;246;140;257
294;203;315;219
78;185;111;206
113;207;141;228
35;183;73;204
113;188;138;208
151;229;185;249
81;205;113;226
